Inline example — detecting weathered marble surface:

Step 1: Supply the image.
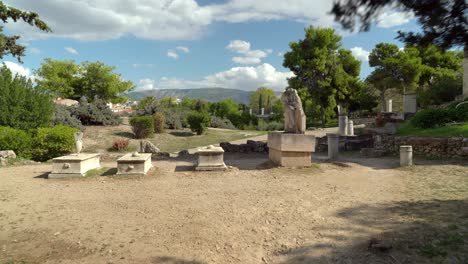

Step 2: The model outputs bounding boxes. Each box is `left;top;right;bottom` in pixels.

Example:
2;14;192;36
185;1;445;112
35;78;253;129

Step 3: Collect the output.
281;87;306;134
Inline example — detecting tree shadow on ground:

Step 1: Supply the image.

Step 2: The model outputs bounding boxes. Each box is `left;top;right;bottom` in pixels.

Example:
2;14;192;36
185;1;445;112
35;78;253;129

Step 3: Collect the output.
224;152;272;170
170;131;195;137
151;256;205;264
278;199;468;264
114;131;135;139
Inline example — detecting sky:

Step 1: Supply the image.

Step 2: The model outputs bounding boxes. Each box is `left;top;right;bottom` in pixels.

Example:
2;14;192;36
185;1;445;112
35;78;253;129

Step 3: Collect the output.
1;0;419;92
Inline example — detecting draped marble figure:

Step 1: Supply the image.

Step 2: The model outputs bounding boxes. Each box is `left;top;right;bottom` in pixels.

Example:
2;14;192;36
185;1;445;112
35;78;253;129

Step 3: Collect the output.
281;87;306;134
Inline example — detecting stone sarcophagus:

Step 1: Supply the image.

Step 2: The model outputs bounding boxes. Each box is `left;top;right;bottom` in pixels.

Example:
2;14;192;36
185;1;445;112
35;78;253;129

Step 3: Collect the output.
196;145;227;171
267;132;315;167
48;153;101;179
117;153;152;176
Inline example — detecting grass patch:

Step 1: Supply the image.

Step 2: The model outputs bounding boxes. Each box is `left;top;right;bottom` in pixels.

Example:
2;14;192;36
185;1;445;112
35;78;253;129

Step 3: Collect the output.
396;122;468;137
85;167;110;177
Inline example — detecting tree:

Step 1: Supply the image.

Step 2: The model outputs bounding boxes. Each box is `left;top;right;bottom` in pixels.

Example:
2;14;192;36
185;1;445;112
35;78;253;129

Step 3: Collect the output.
35;59;80;98
367;43;422;110
331;0;468;96
249;87;276;114
0;65;53;130
0;1;51;62
209;98;238;118
78;61;135;103
35;59;135;102
283;26;359;127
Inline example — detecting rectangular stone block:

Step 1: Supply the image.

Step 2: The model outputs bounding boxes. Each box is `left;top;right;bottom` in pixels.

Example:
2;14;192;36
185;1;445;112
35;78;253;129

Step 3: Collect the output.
196;146;227;171
117;153;152;176
49;153;101;179
268;132;315;167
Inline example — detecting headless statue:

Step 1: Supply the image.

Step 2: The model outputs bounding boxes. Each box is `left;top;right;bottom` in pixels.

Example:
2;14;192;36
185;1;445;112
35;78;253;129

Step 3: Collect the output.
281;87;306;134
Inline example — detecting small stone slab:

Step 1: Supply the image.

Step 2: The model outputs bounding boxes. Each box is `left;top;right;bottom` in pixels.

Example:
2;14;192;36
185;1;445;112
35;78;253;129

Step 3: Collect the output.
49;153;101;179
196;145;227;171
117;153;152;176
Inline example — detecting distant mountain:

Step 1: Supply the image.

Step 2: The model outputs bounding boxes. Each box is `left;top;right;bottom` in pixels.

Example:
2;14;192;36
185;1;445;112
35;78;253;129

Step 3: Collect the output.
126;87;254;104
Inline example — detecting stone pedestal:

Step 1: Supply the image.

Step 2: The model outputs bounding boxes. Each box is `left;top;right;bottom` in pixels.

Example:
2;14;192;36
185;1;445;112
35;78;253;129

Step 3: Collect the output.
338;114;348;136
403;94;417;113
267;132;315;167
327;133;340;160
347;120;354;136
48;153;101;179
117;153;152;176
196;145;227;171
400;145;413;167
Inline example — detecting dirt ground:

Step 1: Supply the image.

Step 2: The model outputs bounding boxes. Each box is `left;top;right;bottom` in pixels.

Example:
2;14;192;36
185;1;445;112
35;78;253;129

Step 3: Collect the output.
0;152;467;264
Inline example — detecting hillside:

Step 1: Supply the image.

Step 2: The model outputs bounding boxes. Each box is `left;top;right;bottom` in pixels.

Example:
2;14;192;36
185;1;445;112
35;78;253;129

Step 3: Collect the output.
126;88;254;104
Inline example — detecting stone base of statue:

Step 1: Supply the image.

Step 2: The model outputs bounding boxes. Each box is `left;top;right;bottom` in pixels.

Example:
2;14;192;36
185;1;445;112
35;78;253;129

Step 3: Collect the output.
117;153;152;176
48;153;101;179
267;132;315;167
196;145;227;171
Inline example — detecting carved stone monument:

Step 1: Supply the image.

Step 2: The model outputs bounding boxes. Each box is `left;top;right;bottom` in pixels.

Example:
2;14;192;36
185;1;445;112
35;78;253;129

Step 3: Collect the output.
117;152;152;176
195;145;227;171
48;132;101;179
268;87;315;167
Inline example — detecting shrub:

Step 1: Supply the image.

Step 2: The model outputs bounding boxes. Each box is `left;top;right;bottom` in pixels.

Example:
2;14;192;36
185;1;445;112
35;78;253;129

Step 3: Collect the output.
153;112;165;133
130;116;154;139
266;121;284;131
32;125;79;161
447;103;468;123
72;97;121;126
411;108;450;128
0;126;32;158
211;116;236;129
187;112;211;135
51;104;83;130
0;66;54;130
111;139;130;151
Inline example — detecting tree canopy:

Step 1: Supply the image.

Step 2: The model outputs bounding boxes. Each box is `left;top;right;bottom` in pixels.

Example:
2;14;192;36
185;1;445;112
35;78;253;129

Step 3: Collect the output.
249;87;277;114
331;0;467;49
35;59;135;103
0;1;51;62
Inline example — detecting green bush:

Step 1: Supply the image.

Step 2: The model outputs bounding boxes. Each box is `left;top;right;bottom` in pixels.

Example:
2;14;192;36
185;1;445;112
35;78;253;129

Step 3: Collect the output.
72;97;121;126
447;102;468;123
0;126;32;158
211;116;236;129
32;125;79;161
0;65;54;130
411;108;450;128
130;116;154;139
187;112;211;135
51;104;83;130
153;112;165;133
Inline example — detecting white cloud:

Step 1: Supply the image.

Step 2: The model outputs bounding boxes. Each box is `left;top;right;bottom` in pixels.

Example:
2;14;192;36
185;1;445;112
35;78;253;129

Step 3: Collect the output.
64;47;78;55
132;63;154;68
176;46;190;53
137;78;156;91
350;46;370;62
278;52;284;57
142;63;293;91
4;0;339;41
226;40;271;65
29;47;41;54
167;50;179;59
2;61;33;80
376;11;413;28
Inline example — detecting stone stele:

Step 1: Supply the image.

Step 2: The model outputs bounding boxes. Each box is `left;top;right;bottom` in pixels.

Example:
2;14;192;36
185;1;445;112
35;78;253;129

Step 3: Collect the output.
117;152;152;176
48;153;101;179
196;145;227;171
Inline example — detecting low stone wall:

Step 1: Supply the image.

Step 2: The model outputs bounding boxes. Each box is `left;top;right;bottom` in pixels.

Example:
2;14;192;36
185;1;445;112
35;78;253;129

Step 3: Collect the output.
315;134;374;153
378;135;468;158
220;140;268;153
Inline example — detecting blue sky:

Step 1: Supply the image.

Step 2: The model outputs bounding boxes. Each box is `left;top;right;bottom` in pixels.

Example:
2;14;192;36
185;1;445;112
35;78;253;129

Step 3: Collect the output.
2;0;418;92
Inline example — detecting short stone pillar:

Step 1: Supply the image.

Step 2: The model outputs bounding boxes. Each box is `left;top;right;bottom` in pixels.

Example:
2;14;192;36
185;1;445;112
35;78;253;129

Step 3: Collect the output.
386;99;393;113
338;114;348;136
403;94;417;113
267;132;315;167
347;120;354;136
249;109;252;115
196;145;227;171
48;153;101;179
327;133;339;160
337;105;341;115
261;108;265;115
400;145;413;167
117;152;152;176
